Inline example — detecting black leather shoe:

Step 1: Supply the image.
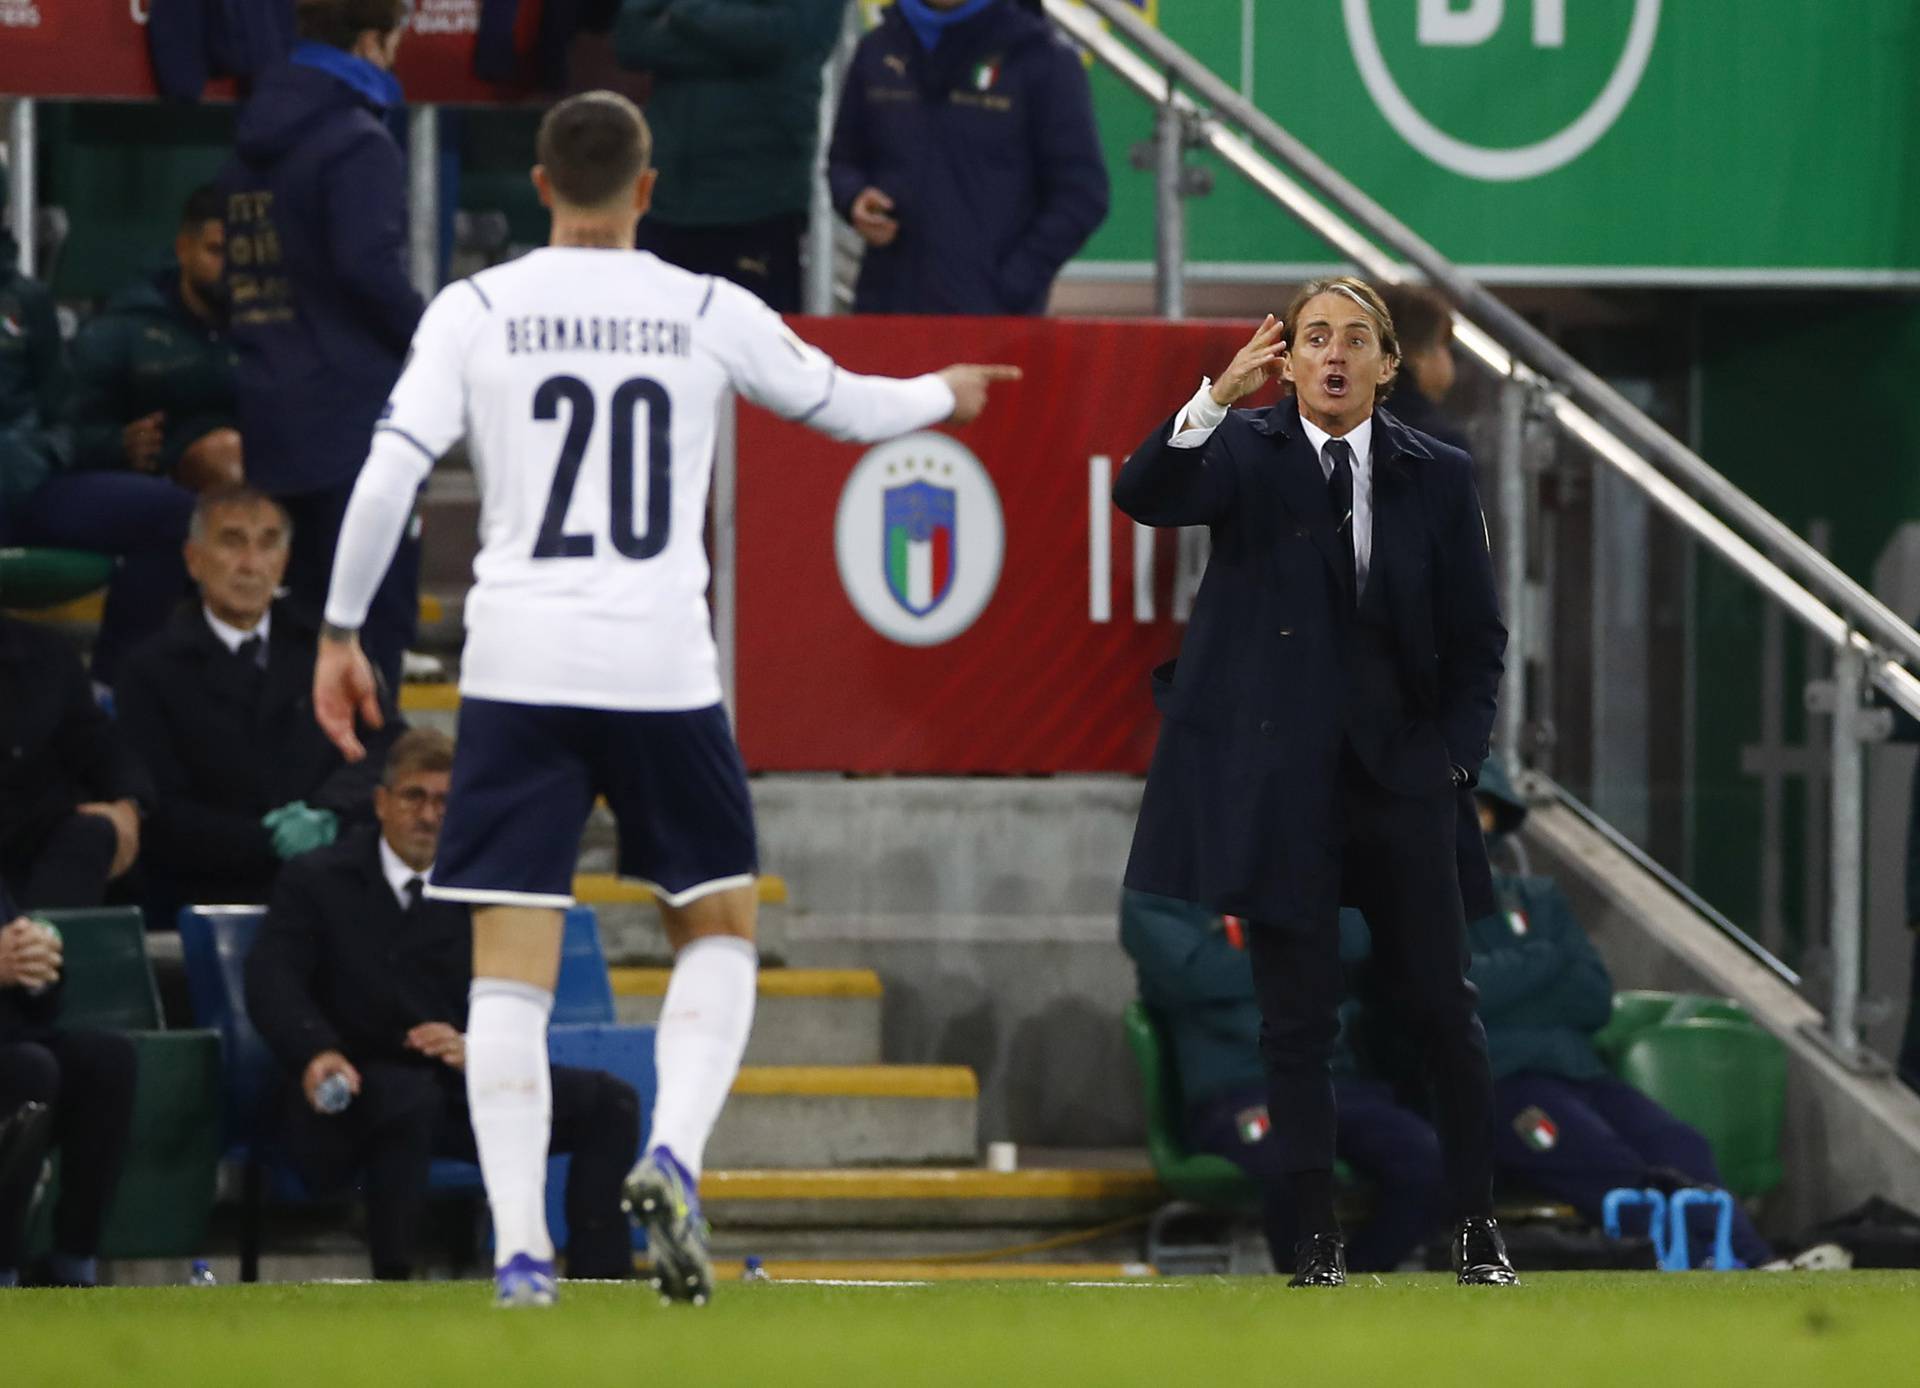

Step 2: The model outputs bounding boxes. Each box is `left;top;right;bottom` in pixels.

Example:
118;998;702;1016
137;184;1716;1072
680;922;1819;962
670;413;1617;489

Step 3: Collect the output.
1288;1232;1347;1287
1453;1216;1520;1286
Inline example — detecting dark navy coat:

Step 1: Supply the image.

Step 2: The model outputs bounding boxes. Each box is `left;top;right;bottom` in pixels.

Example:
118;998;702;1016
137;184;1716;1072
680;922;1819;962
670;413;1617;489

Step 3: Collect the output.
219;55;424;495
1114;398;1505;927
826;0;1109;314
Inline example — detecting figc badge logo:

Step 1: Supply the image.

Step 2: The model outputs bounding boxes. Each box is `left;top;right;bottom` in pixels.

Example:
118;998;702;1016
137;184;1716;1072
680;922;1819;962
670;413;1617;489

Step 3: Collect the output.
835;433;1004;646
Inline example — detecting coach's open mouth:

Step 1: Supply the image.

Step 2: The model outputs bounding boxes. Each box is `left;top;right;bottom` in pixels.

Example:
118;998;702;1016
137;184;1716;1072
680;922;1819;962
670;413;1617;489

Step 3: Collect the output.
1323;372;1348;397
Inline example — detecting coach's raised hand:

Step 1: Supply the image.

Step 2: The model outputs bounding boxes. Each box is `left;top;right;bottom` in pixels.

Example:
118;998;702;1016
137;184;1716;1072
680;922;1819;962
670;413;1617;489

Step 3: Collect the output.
937;364;1024;425
314;630;385;764
1210;314;1286;406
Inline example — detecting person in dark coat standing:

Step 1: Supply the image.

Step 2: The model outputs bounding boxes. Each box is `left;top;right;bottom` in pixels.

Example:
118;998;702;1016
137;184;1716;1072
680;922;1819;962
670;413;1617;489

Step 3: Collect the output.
1121;889;1445;1273
116;487;397;913
827;0;1108;315
0;617;148;911
615;0;849;311
1114;276;1512;1288
0;878;138;1288
219;0;425;693
244;730;640;1281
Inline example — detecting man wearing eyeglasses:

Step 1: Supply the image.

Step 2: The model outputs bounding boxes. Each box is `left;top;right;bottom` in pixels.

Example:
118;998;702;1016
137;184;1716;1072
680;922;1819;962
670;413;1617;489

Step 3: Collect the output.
245;727;640;1282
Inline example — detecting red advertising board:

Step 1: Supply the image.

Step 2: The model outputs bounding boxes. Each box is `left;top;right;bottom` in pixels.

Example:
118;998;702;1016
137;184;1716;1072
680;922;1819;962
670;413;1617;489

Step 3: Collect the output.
0;0;525;104
735;316;1258;774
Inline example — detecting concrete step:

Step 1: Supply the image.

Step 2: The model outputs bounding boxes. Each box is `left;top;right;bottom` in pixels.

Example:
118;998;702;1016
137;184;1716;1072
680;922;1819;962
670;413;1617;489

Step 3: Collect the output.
613;967;882;1065
577;874;791;965
711;1066;979;1169
702;1165;1162;1229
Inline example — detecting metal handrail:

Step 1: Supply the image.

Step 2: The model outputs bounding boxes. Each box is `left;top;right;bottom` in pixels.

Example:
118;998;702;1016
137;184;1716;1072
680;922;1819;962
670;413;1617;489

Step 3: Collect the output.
1530;773;1800;990
1044;0;1920;713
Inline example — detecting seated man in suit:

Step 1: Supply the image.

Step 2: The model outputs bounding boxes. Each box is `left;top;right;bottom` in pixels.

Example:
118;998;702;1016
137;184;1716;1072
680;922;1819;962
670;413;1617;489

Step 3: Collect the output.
0;877;138;1288
1120;888;1444;1273
116;484;396;912
0;616;148;910
245;729;640;1281
1468;761;1774;1267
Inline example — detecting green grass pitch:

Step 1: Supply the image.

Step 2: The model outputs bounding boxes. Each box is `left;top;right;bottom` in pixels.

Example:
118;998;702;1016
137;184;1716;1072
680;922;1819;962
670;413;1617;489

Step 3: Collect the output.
8;1273;1918;1387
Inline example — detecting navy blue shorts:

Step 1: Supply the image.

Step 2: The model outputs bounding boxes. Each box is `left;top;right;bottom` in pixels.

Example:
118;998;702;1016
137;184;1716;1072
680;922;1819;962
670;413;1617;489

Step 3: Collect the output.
428;698;758;909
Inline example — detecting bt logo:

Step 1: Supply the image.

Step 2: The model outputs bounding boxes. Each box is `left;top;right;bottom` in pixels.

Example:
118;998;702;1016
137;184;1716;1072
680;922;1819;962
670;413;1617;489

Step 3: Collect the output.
1418;0;1564;49
1345;0;1661;182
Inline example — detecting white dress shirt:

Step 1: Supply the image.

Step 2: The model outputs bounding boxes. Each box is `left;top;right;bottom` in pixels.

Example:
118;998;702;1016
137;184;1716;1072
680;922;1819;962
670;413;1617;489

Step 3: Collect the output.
378;835;432;912
1168;377;1375;592
203;605;271;658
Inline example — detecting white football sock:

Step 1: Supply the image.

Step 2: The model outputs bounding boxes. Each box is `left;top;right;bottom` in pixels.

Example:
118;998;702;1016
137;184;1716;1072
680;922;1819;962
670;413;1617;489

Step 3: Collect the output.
466;978;555;1267
645;935;758;1180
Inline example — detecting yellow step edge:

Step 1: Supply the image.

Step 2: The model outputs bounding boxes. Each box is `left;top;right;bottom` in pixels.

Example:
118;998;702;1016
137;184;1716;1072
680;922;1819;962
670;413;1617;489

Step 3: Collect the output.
703;1168;1162;1202
704;1260;1152;1282
31;593;444;628
730;1065;978;1100
573;873;789;907
400;683;461;712
611;967;880;1000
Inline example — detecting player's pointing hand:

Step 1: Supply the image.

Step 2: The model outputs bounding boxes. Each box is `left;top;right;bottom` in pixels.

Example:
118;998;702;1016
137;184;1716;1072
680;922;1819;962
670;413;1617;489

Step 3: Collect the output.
314;631;385;763
938;364;1023;426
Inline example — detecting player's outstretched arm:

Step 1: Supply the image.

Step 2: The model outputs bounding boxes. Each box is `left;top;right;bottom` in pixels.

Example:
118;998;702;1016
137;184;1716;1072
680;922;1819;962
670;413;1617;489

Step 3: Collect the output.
714;280;1022;443
935;364;1023;425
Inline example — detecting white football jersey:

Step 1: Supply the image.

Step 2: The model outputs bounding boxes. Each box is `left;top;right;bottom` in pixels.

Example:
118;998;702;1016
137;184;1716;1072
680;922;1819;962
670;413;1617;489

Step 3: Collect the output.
337;248;952;711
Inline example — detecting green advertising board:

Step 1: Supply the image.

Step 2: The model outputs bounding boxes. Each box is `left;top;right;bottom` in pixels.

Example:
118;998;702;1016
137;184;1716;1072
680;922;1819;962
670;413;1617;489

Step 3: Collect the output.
1074;0;1920;284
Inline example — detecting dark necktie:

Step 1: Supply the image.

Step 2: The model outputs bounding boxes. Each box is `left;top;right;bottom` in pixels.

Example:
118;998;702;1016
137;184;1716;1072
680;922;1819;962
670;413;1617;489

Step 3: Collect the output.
235;635;266;670
403;876;426;915
1323;438;1358;602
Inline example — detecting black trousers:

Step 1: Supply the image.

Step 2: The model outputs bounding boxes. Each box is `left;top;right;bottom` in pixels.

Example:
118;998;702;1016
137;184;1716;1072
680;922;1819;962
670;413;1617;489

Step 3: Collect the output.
637;213;805;314
0;1028;139;1269
1246;749;1494;1227
278;1059;639;1280
279;483;421;698
0;812;118;913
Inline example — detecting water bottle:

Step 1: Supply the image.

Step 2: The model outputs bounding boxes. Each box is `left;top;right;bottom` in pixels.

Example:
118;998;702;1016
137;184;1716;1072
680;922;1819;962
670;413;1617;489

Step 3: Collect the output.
189;1260;217;1287
315;1072;354;1115
23;920;60;999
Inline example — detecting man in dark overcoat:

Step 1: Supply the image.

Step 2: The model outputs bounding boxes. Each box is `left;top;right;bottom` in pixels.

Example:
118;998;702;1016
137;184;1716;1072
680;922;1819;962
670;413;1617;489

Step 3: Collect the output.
1114;276;1513;1287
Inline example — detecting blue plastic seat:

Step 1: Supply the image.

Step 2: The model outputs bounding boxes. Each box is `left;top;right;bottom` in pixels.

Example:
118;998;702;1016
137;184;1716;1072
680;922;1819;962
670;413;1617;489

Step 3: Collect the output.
179;902;659;1275
554;906;619;1025
178;905;487;1279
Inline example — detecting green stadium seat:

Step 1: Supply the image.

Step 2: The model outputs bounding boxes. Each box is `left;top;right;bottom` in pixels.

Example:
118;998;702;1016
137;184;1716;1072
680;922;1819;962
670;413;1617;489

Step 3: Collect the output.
41;908;162;1030
1591;990;1681;1063
1664;996;1753;1028
27;909;222;1261
1122;1001;1259;1209
0;548;113;611
1592;991;1752;1066
1614;1018;1786;1200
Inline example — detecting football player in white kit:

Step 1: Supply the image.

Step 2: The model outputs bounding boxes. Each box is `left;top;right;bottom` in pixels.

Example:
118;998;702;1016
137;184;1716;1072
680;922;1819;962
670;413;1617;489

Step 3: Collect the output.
311;91;1019;1307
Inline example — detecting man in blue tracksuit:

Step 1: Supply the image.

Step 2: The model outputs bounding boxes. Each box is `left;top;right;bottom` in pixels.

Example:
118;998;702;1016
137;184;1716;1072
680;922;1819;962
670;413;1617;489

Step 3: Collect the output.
1469;762;1774;1267
1121;889;1445;1273
827;0;1109;314
219;0;425;694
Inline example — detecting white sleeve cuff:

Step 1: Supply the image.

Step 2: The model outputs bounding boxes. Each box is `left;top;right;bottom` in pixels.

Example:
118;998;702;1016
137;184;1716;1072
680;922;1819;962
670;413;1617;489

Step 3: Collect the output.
1169;377;1228;448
